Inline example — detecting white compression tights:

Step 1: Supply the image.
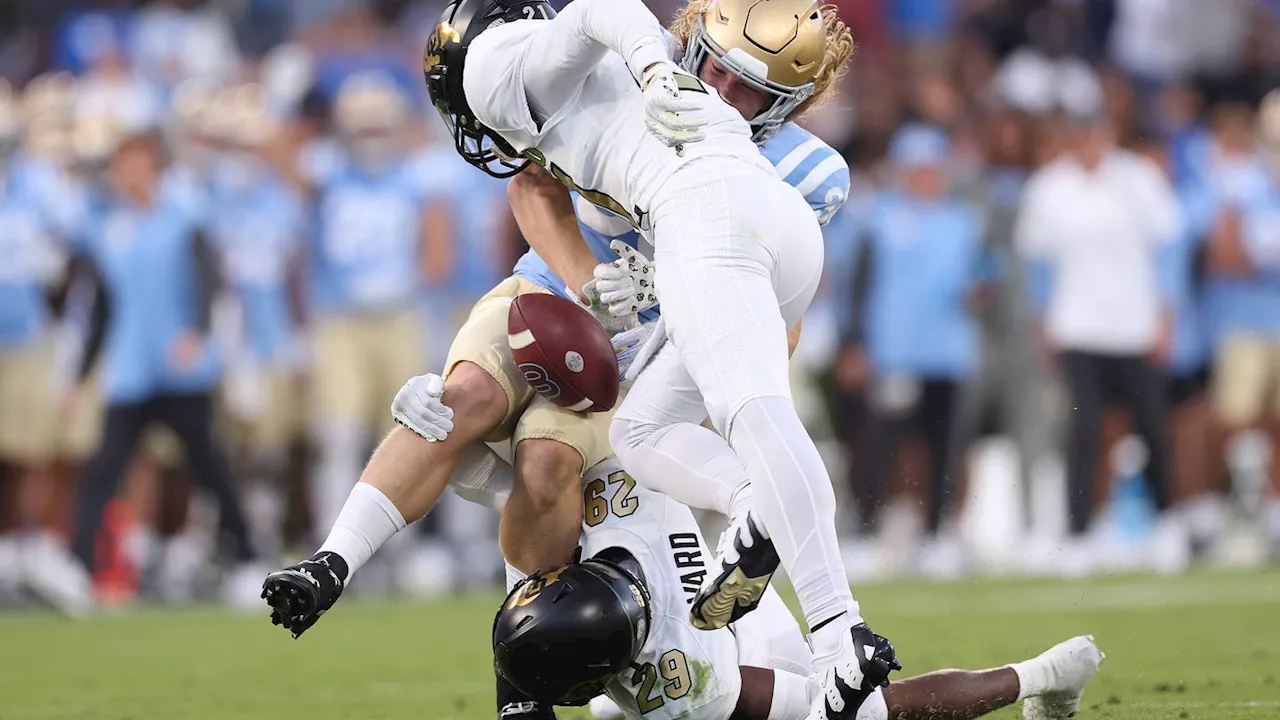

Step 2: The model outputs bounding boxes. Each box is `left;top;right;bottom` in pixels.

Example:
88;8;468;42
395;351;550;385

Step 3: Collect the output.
612;162;856;636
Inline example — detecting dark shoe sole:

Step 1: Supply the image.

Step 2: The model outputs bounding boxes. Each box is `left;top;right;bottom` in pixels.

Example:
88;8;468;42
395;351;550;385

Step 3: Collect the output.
262;570;320;639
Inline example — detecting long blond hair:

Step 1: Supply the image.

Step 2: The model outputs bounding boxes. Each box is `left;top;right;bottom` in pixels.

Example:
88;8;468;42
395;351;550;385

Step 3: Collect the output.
669;1;855;120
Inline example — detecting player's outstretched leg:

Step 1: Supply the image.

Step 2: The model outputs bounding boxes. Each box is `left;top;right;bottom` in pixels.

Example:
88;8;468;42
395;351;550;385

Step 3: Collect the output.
263;364;509;638
801;635;1104;720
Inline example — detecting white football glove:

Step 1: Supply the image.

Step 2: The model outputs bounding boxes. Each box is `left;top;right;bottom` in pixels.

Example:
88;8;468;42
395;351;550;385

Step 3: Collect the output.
391;373;455;442
582;240;658;318
640;61;707;148
572;284;637;335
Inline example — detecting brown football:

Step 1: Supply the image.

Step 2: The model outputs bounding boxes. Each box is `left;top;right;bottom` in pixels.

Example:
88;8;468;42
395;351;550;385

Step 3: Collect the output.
507;293;620;413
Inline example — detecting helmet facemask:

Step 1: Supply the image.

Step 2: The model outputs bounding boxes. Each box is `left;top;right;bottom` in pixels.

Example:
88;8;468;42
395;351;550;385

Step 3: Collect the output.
681;14;815;143
430;91;528;178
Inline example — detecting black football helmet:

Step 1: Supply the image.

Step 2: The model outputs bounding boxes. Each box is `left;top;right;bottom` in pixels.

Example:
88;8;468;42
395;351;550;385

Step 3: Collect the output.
493;551;651;706
423;0;555;178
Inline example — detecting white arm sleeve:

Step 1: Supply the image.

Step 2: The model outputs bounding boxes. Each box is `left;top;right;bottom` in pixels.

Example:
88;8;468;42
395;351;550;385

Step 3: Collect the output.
520;0;671;121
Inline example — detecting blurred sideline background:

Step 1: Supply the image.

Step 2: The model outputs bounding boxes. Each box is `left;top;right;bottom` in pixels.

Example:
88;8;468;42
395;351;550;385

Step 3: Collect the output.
2;0;1280;617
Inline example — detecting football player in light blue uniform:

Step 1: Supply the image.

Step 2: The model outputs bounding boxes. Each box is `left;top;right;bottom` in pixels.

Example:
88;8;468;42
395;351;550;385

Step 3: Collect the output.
0;95;72;606
203;89;307;558
0;92;111;615
299;72;451;534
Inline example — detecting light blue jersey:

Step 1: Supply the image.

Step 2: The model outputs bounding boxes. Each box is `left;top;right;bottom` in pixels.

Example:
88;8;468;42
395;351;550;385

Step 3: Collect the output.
512;121;849;320
415;146;509;300
307;145;431;314
1157;186;1211;376
84;180;221;403
207;158;304;363
1202;161;1280;342
0;162;56;349
857;191;985;378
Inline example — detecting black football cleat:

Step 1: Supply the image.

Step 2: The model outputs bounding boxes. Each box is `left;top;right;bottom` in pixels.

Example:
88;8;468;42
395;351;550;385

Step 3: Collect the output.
690;508;779;631
262;551;348;639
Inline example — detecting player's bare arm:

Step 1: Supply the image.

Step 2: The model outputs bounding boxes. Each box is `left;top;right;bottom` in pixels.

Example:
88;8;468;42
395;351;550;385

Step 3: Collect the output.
507;163;597;293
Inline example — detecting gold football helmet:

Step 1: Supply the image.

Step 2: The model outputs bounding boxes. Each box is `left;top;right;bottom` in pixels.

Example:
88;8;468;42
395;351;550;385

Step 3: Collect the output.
675;0;852;141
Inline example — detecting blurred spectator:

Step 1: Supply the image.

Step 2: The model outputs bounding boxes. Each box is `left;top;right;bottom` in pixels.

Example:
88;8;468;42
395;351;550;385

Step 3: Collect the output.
843;124;986;577
1202;98;1280;551
309;5;420;102
131;0;241;92
299;74;448;538
69;133;261;606
75;40;160;135
203;84;307;561
0;77;93;613
1016;109;1181;573
1136;136;1219;550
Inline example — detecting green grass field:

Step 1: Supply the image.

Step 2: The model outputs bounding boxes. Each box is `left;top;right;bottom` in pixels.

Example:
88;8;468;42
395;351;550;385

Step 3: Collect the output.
2;570;1278;720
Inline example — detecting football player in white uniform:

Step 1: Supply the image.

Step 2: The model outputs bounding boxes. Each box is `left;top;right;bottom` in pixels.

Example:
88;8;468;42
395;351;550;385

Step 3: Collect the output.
262;0;861;697
415;2;883;715
406;435;1105;720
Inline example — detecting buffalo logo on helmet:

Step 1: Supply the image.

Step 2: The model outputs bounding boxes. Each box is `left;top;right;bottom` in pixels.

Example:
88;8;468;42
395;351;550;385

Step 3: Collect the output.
507;566;568;608
423;22;461;75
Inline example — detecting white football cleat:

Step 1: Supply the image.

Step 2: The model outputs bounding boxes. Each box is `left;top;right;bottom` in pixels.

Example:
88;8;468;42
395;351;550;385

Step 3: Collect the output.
588;694;625;720
1022;635;1105;720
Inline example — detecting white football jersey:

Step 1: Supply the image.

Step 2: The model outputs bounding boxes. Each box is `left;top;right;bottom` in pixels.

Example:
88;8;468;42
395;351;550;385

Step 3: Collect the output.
462;0;773;232
447;448;817;719
577;458;742;720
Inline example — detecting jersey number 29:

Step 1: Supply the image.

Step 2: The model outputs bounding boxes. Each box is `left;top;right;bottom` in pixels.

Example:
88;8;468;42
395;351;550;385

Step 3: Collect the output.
583;471;639;527
634;649;692;714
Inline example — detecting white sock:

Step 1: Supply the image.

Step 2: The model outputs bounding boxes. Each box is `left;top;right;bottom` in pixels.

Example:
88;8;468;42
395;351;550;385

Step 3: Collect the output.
1007;656;1052;701
611;418;752;516
729;396;857;636
505;560;527;592
318;483;407;579
769;669;819;720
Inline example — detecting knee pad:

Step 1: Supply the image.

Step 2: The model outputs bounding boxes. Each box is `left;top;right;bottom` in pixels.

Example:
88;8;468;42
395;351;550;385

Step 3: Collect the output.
449;444;512;513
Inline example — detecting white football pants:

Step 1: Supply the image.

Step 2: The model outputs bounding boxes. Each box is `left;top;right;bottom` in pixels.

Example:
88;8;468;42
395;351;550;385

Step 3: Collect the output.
611;159;857;630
